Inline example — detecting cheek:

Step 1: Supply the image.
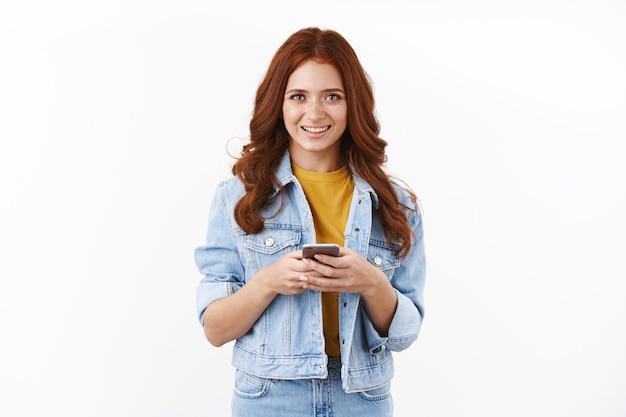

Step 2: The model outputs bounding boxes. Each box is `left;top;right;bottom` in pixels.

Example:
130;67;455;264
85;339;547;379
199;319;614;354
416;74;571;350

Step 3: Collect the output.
281;106;295;124
332;107;348;126
282;109;304;131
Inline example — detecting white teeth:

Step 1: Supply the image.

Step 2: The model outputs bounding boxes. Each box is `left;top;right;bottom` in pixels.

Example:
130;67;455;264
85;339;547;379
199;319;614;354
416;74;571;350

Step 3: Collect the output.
303;126;329;133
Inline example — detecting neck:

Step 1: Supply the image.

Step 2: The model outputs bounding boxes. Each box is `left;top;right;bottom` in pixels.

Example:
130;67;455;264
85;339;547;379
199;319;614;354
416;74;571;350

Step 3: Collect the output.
289;151;344;172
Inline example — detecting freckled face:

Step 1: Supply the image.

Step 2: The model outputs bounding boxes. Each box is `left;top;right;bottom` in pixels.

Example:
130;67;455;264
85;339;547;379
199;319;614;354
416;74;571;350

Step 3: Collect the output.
282;60;347;172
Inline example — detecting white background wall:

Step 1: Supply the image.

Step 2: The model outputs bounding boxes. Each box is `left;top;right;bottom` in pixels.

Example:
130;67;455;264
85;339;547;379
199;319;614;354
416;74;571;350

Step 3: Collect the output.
1;0;624;416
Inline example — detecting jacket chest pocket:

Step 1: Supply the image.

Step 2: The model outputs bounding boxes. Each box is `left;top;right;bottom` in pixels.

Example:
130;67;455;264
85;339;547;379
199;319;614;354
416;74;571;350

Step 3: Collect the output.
242;227;302;272
367;237;400;279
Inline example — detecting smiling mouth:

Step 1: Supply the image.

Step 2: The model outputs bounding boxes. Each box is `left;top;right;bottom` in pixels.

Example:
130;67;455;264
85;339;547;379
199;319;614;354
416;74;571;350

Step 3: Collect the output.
302;126;330;133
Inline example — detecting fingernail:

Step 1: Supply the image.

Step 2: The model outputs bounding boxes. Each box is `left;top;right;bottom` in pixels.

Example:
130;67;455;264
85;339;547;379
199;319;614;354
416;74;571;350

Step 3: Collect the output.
299;276;308;282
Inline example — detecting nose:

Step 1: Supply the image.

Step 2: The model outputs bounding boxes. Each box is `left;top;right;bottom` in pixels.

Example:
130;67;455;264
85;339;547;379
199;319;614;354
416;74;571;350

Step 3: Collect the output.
307;99;325;120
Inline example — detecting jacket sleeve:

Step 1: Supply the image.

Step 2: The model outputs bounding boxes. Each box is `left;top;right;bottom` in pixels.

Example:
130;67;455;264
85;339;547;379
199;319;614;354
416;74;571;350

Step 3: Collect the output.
363;198;426;352
194;182;245;326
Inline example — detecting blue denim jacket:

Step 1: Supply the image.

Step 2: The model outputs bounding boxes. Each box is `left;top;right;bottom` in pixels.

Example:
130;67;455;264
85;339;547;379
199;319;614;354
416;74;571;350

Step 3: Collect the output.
195;152;426;393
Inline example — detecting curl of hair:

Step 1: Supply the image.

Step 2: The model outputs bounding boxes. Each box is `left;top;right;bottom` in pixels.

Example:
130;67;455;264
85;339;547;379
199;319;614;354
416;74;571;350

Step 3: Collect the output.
232;27;416;258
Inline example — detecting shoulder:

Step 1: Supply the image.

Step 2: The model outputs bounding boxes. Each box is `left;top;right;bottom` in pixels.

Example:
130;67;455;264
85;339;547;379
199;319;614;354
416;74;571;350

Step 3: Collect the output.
210;176;246;210
390;179;419;211
217;175;244;194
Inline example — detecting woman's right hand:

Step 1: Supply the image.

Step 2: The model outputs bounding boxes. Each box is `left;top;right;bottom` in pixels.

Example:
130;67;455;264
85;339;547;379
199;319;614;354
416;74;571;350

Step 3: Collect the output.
202;250;312;346
253;250;312;296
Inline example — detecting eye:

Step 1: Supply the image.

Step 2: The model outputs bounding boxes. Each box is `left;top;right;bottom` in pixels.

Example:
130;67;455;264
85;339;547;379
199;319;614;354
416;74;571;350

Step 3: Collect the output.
326;93;342;101
290;94;305;101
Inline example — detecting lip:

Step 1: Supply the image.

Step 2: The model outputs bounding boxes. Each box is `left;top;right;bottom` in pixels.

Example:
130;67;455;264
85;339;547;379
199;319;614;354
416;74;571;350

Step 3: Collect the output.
301;125;331;138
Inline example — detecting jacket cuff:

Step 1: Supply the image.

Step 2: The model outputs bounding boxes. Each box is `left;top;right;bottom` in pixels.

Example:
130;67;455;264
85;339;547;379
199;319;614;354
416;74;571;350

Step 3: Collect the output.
196;280;242;325
362;289;422;352
387;289;422;350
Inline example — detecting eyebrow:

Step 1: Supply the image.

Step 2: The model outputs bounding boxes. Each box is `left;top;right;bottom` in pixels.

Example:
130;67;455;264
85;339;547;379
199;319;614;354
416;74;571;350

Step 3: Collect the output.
284;88;345;95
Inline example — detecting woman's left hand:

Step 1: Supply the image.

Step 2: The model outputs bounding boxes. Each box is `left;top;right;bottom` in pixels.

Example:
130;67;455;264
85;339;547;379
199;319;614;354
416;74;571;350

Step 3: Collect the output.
300;247;386;297
300;247;398;336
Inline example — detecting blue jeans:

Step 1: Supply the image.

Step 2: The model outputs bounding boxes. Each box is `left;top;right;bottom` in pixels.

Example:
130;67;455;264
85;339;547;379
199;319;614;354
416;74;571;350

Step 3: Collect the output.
231;358;393;417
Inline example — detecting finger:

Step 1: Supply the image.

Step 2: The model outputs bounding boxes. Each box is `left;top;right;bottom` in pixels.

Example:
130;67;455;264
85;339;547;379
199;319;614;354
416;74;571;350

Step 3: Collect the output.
301;258;339;277
303;275;341;291
285;249;306;260
303;281;342;292
315;262;342;278
311;253;340;267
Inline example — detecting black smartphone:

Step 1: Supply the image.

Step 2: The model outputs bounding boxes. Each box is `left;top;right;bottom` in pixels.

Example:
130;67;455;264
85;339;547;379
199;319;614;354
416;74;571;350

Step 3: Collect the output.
302;243;340;258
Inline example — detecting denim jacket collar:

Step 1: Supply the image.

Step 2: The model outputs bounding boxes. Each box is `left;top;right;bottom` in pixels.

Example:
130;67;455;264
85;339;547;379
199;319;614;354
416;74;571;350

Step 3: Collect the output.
274;150;380;210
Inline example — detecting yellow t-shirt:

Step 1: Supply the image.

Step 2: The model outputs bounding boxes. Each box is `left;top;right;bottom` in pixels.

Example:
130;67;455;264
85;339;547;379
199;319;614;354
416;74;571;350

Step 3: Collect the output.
292;163;354;357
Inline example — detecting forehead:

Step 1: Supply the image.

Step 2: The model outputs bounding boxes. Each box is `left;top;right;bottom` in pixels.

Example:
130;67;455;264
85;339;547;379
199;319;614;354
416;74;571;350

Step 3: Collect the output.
286;60;344;89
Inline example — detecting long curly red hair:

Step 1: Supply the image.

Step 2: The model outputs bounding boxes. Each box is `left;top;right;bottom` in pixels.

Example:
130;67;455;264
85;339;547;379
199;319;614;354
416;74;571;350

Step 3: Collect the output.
232;27;416;258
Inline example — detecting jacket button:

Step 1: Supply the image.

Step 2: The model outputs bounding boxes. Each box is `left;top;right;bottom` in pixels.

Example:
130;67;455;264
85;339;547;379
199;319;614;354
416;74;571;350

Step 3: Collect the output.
265;237;275;247
373;256;382;265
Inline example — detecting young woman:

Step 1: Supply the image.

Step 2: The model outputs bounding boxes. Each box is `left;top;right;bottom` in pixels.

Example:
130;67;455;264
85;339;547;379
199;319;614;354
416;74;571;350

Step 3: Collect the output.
195;27;426;417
